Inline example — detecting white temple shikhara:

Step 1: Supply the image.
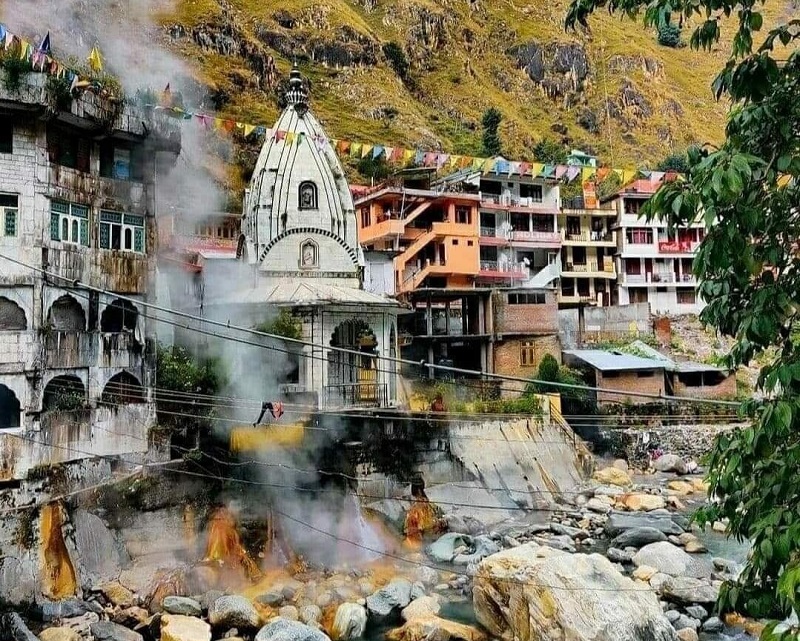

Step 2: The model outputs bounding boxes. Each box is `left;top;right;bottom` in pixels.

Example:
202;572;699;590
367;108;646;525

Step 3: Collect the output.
232;65;401;408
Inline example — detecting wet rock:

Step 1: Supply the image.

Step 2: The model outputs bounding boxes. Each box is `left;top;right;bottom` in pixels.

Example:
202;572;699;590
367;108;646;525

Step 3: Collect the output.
161;614;211;641
387;616;486;641
586;498;611;514
255;617;331;641
671;614;699;631
331;603;367;640
676;628;698;641
366;579;413;619
0;613;38;641
633;542;712;579
90;621;144;641
426;533;499;565
474;545;677;641
162;596;202;617
685;606;707;620
39;628;82;641
442;514;486;536
299;605;322;626
653;455;687;474
257;590;285;606
401;596;440;621
280;606;300;621
209;595;260;630
550;523;585;538
32;600;91;623
415;566;439;587
611;527;668;549
620;493;666;512
605;512;684;537
592;467;632;487
702;617;724;633
606;547;634;564
659;577;719;604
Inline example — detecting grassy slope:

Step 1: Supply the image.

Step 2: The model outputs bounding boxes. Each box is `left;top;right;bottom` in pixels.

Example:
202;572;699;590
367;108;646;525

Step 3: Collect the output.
161;0;790;170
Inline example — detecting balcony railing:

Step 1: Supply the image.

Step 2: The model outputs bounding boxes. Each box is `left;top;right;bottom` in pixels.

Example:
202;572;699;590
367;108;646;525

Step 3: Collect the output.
563;261;616;274
479;260;530;277
623;272;678;284
562;230;615;243
624;273;647;283
480;226;497;237
480;193;554;209
322;383;388;409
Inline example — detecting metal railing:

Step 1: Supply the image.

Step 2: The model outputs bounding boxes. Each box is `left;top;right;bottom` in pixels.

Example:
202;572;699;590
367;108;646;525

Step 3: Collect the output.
323;383;388;409
562;230;615;243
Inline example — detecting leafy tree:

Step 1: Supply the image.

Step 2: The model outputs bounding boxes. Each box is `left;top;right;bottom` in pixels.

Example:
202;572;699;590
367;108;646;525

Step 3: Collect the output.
357;154;391;183
532;137;568;164
538;353;561;383
657;22;681;47
256;308;302;340
382;42;409;80
481;107;503;157
596;172;623;200
567;0;800;627
656;149;692;173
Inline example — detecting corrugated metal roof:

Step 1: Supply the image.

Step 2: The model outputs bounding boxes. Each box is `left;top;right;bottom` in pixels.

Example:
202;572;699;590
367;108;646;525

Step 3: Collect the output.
563;349;667;372
216;282;402;308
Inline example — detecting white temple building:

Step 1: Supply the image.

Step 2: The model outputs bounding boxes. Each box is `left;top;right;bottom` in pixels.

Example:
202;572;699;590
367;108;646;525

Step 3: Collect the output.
222;65;401;408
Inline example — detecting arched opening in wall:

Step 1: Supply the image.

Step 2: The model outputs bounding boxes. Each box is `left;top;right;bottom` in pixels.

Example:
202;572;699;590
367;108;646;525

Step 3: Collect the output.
0;296;27;330
298;181;318;210
100;299;138;333
42;375;86;412
101;371;146;405
0;384;21;428
47;295;85;331
328;319;381;406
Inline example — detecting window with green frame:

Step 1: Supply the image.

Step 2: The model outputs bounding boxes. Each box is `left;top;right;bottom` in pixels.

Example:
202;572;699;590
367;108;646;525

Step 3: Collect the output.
99;210;145;253
0;194;18;238
50;201;89;246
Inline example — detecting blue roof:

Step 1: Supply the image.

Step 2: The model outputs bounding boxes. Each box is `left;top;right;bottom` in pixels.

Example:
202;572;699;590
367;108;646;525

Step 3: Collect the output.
563;349;666;372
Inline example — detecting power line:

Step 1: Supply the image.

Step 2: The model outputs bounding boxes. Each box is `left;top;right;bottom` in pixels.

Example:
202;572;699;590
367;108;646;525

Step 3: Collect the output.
0;251;742;407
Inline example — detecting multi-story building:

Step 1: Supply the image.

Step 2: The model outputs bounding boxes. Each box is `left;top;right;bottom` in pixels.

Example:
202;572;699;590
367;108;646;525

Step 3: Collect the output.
558;193;618;307
0;75;180;479
609;178;705;315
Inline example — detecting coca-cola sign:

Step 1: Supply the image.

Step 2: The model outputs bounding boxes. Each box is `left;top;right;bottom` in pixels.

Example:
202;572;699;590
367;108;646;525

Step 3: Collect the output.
658;240;692;253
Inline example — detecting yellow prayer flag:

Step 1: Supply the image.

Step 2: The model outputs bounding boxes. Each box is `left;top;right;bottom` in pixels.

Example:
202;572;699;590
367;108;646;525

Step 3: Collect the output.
622;170;636;184
213;118;224;131
581;167;595;183
19;40;29;61
531;163;544;177
286;132;296;145
361;144;373;159
88;45;103;72
243;124;256;138
449;155;462;169
350;142;363;158
402;149;415;163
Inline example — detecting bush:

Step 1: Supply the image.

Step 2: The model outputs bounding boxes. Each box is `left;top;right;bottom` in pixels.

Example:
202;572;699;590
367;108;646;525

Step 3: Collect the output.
357;155;391;182
0;50;31;93
532;138;568;164
481;107;502;157
657;23;681;48
256;309;302;340
538;353;560;382
383;42;409;80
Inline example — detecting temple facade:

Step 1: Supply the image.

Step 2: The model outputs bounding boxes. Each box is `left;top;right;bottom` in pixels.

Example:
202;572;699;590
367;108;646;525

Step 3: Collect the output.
226;66;401;409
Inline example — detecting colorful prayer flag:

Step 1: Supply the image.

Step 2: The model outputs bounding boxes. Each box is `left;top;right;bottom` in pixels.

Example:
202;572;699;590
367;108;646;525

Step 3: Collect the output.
88;44;103;72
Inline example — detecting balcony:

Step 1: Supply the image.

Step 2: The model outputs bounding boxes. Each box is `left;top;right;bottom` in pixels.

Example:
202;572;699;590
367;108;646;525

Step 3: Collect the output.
479;226;560;247
621;272;679;285
561;230;616;245
322;383;388;409
478;260;530;280
480;193;558;213
562;261;617;278
561;196;618;214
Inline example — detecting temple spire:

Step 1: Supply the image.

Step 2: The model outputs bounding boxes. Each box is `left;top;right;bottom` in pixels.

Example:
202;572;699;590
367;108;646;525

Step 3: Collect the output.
285;62;309;113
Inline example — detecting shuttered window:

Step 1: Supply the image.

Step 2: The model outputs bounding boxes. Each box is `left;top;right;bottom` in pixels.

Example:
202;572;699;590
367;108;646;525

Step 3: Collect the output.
0;194;18;237
51;200;89;246
99;210;145;253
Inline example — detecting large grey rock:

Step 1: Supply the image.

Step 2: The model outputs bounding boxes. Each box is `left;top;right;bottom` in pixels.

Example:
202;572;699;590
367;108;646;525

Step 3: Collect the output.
702;617;724;633
365;499;410;530
0;555;36;607
331;603;367;640
612;527;669;549
72;509;129;588
426;533;500;565
633;542;712;579
255;617;332;641
605;512;685;537
366;579;413;618
208;595;260;629
0;613;38;641
653;455;687;474
299;605;322;625
162;596;202;616
90;621;144;641
606;548;635;564
474;544;678;641
685;606;707;620
660;577;720;604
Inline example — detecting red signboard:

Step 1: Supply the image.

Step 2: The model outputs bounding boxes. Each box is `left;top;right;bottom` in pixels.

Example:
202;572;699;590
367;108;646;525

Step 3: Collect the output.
658;240;692;253
583;182;598;209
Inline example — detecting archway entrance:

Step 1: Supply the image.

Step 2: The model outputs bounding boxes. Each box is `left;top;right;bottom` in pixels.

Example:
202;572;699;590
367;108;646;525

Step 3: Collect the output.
102;372;146;405
328;320;381;406
0;384;21;428
42;376;86;412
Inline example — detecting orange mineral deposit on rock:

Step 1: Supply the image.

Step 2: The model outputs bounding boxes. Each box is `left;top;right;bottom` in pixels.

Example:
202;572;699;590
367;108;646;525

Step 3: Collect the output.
404;496;442;548
204;506;261;586
40;502;78;600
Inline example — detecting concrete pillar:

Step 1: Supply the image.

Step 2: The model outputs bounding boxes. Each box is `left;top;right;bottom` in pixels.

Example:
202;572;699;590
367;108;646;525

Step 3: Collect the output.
426;297;433;336
478;296;485;335
445;300;451;336
480;343;488;374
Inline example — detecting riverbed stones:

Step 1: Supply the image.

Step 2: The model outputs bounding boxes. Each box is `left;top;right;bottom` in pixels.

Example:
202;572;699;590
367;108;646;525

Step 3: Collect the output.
667;481;694;496
653;454;687;474
39;628;81;641
209;595;260;630
401;596;441;621
255;617;332;641
388;616;487;641
474;544;677;641
162;596;202;617
632;565;657;581
592;467;632;487
684;606;707;620
90;621;144;641
611;527;668;549
280;606;300;621
331;603;367;640
702;617;724;633
633;542;712;579
299;605;322;626
586;497;612;514
161;614;211;641
620;493;666;512
676;629;698;641
605;512;684;536
659;577;720;604
606;547;635;564
366;578;413;619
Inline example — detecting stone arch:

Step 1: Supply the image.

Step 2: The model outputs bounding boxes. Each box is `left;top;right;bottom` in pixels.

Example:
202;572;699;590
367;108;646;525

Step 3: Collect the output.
258;227;359;265
327;319;380;406
299;181;318;210
101;371;146;405
48;295;86;332
299;238;319;269
0;296;27;330
42;375;86;412
0;383;21;428
100;299;138;333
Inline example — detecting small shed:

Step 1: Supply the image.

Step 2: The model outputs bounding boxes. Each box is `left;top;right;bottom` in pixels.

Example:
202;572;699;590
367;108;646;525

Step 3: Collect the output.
563;349;667;405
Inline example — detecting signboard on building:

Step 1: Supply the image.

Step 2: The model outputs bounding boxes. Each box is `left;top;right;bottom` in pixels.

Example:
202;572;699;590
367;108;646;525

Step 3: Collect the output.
658;240;692;253
583;182;598;209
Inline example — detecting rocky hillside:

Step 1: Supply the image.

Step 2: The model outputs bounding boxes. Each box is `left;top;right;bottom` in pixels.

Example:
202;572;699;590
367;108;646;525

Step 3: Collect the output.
158;0;791;172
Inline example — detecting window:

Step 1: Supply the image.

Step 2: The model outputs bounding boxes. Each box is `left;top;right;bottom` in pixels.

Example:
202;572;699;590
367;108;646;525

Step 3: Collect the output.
47;126;90;172
677;290;697;305
99;141;145;181
626;228;653;244
604;371;621;378
572;247;587;265
50;201;89;246
452;239;459;245
520;341;536;367
624;199;643;215
637;371;656;378
455;206;471;224
361;208;370;227
0;120;12;154
629;289;649;304
508;292;546;305
467;240;474;247
99;211;145;253
0;194;18;238
299;181;318;210
520;183;543;202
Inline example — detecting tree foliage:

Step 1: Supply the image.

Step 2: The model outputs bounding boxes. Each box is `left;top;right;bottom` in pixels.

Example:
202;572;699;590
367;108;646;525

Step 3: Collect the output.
568;0;800;629
656;148;694;173
481;107;503;157
357;154;391;182
256;308;303;340
657;22;681;47
532;137;568;164
382;42;409;80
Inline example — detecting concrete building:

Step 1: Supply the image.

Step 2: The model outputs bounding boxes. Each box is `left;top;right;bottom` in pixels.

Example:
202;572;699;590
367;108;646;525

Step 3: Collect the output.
223;65;401;409
610;178;705;314
0;75;180;479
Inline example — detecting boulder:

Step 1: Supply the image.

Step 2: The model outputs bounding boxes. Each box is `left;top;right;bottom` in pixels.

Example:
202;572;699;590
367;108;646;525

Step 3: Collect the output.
100;582;136;608
620;494;666;512
691;479;709;494
39;628;82;641
299;605;322;626
592;467;632;487
659;577;720;604
613;459;629;472
280;606;300;621
402;596;441;622
701;617;724;633
586;498;612;514
684;540;707;554
605;512;684;537
32;600;91;623
606;548;635;564
161;614;211;641
676;629;698;641
612;527;668;549
365;499;410;531
474;544;678;641
387;616;486;641
257;590;285;606
162;596;202;617
331;604;367;640
0;613;39;641
255;617;332;641
632;542;712;579
426;533;499;565
595;485;626;497
653;455;687;474
415;566;439;587
366;579;413;619
666;481;694;496
112;607;150;628
632;565;657;581
59;613;99;638
208;595;260;629
684;606;707;620
90;621;144;641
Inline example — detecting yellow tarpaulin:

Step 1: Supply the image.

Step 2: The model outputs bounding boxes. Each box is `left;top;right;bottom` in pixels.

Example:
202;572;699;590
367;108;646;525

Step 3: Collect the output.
229;424;305;452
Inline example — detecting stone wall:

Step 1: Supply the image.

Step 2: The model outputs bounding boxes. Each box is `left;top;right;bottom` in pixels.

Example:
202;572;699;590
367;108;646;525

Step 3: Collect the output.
559;302;652;348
